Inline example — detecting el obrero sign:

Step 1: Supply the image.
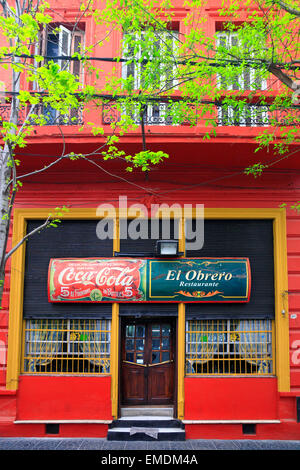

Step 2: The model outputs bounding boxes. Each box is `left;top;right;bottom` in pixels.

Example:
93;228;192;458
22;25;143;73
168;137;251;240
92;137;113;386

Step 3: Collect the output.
48;258;251;303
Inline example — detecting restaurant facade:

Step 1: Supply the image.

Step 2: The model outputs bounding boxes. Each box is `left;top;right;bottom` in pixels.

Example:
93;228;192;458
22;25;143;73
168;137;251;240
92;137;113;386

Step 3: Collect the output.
0;0;299;441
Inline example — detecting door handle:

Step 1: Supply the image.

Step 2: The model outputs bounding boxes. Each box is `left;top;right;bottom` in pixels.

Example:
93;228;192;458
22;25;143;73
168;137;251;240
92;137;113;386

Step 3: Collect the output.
148;360;173;367
122;360;147;367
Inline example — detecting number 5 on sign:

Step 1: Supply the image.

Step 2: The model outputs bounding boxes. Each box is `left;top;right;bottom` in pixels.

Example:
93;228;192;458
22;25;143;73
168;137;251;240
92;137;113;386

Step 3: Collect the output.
60;287;70;297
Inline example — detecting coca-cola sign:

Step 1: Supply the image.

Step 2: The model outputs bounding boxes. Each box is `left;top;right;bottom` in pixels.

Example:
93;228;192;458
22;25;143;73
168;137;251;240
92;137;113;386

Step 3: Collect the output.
48;258;251;303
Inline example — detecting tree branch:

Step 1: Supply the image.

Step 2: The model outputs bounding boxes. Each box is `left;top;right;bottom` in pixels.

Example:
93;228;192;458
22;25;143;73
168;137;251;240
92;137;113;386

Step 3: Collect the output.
273;0;300;17
267;63;294;89
4;215;51;264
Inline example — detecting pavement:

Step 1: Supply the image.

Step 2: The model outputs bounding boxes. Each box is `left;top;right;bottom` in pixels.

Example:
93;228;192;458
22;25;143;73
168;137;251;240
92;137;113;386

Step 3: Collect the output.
0;437;300;451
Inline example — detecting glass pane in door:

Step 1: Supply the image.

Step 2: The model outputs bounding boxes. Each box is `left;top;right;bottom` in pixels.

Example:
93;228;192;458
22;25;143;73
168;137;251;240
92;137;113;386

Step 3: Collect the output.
124;324;146;364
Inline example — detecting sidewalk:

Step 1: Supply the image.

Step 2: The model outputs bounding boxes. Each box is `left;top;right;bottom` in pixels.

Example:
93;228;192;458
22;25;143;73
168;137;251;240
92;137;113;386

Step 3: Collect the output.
0;437;300;450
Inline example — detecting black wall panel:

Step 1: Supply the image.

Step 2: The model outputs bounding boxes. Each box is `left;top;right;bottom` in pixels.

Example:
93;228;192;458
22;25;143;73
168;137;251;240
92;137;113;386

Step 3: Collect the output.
186;219;275;319
119;218;178;255
23;220;113;318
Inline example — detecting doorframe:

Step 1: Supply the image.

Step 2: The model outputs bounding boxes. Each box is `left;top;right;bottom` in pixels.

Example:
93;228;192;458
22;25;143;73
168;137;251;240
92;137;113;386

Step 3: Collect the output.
118;315;178;414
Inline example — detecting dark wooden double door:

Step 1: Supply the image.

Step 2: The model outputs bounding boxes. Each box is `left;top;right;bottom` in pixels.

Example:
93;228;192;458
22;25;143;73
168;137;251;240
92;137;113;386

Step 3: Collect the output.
121;319;175;406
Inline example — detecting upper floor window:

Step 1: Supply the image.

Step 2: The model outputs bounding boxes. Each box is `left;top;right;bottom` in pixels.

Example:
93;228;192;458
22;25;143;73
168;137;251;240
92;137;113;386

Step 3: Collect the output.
39;23;85;78
35;24;85;125
121;28;179;125
215;31;267;91
122;29;179;91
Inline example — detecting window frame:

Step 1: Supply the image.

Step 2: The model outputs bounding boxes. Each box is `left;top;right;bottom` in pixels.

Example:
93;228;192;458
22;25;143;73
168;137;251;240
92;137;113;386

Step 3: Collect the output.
121;29;179;126
22;317;112;376
215;31;267;92
185;318;275;376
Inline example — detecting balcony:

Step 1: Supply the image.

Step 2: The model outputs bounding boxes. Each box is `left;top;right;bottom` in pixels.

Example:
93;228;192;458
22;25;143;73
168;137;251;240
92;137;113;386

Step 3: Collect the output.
102;100;299;128
0;102;84;127
0;99;298;133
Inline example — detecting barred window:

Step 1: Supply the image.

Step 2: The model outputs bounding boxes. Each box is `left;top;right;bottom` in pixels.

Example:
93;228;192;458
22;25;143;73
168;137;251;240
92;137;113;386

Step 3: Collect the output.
186;319;273;375
23;319;111;375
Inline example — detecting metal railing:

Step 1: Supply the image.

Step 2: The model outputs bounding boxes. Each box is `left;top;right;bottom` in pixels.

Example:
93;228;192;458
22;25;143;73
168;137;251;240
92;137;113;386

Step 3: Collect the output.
102;100;299;128
23;318;111;375
0;99;298;128
185;319;274;375
0;102;84;126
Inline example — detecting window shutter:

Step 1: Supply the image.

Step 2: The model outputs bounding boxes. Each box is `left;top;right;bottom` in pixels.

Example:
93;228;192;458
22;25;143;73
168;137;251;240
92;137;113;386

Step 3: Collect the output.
59;25;71;71
38;25;48;59
72;32;85;81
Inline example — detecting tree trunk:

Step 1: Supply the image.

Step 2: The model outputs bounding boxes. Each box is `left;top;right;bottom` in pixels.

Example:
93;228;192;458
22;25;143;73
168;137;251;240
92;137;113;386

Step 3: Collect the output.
0;143;14;307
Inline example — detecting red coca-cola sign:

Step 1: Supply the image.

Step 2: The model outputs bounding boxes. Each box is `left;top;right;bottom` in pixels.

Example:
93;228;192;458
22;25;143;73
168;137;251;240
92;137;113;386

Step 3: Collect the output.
48;258;147;302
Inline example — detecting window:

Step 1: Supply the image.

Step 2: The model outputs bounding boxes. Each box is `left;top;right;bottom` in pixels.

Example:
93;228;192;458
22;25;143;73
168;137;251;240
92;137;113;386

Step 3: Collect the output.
42;24;84;76
186;319;273;375
38;24;85;125
215;31;267;91
23;319;111;375
122;29;179;125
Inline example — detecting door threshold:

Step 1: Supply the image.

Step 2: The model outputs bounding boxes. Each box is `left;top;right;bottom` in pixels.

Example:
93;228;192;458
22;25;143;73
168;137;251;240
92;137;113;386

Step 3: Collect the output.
121;406;174;418
122;405;173;408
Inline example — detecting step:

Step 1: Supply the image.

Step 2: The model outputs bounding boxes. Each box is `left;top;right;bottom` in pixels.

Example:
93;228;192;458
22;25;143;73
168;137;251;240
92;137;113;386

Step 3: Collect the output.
120;407;174;417
109;417;184;429
107;426;186;441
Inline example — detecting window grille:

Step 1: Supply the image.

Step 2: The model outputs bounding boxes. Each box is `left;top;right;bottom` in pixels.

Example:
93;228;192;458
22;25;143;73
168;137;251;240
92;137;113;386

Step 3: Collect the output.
186;319;273;375
215;32;267;91
23;319;111;375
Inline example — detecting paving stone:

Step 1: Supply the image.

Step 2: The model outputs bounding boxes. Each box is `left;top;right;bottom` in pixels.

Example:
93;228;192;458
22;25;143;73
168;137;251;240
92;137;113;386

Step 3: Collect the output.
78;438;106;450
213;440;241;450
168;441;192;450
31;439;62;450
190;439;217;450
251;440;300;450
101;440;127;450
123;440;149;450
55;439;85;450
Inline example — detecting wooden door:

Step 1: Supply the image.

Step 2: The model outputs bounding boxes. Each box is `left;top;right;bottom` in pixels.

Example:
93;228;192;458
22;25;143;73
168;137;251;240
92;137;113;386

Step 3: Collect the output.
121;320;175;406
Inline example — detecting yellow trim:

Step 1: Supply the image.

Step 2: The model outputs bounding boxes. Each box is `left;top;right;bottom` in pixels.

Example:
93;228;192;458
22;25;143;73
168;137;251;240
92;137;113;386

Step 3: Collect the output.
111;303;119;419
177;302;185;420
273;209;290;391
6;207;290;400
6;210;27;390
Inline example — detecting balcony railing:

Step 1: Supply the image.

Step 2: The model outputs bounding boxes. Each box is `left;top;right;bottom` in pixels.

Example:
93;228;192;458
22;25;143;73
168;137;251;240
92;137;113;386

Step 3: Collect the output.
0;99;298;129
102;100;299;128
102;101;197;127
0;102;84;126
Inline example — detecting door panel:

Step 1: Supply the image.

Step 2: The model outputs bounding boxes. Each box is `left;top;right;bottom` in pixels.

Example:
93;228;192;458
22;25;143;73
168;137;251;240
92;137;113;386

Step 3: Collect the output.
122;363;146;404
121;319;175;406
148;363;174;404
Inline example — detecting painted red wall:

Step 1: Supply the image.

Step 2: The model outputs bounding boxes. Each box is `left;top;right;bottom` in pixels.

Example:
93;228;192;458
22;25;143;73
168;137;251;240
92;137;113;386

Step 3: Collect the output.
184;377;278;420
17;375;112;421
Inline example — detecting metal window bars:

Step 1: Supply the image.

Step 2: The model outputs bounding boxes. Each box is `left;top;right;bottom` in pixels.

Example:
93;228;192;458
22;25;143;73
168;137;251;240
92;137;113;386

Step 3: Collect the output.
186;319;273;375
23;318;111;375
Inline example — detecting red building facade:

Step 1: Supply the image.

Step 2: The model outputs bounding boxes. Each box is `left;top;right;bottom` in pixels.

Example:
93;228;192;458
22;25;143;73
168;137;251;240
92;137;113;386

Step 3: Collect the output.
0;0;299;440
